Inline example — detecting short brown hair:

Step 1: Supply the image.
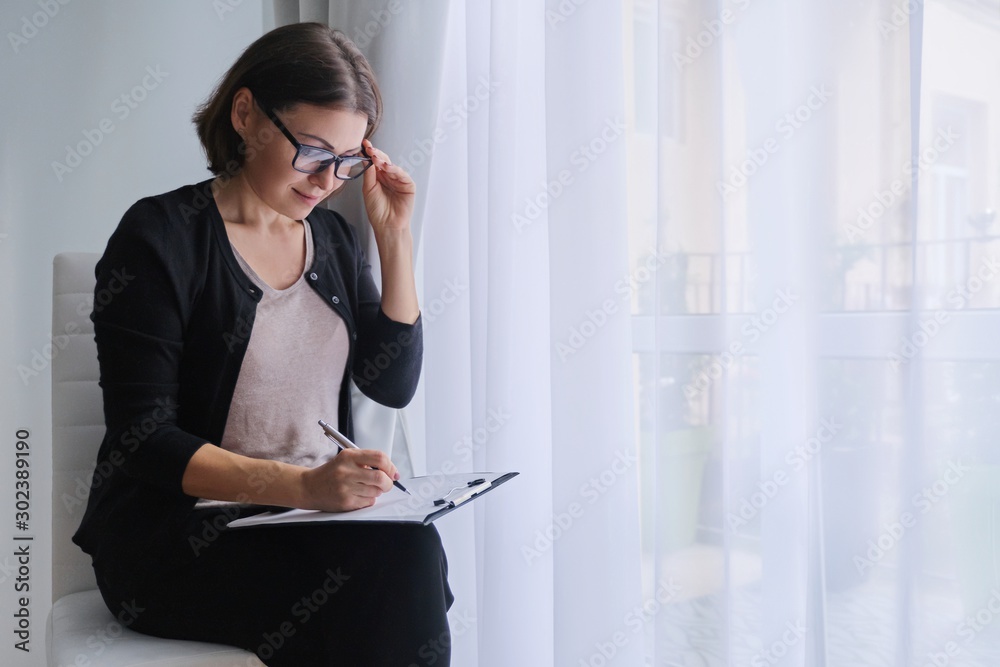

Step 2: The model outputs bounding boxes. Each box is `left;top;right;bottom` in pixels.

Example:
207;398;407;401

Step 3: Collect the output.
192;22;382;175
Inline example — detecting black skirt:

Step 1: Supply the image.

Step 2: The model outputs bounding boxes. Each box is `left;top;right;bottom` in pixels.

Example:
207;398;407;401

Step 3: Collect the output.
93;510;455;667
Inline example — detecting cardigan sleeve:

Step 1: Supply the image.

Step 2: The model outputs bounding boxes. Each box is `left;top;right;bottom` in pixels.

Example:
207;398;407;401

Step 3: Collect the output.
341;215;423;408
90;198;209;495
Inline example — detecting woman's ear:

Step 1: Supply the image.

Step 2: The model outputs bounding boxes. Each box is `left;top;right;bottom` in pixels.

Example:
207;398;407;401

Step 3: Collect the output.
230;87;253;135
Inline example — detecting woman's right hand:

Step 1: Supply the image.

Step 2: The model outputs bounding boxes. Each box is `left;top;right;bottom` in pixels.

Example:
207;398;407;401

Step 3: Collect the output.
300;449;400;512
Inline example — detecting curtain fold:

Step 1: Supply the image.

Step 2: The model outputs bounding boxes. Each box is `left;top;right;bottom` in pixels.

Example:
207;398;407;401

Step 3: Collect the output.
462;1;560;663
543;2;647;665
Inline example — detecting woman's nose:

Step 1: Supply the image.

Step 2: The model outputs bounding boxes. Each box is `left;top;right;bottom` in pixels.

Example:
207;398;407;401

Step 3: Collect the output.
309;165;339;191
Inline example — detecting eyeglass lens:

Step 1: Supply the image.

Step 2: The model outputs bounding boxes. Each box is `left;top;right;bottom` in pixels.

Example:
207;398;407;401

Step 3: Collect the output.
294;146;369;178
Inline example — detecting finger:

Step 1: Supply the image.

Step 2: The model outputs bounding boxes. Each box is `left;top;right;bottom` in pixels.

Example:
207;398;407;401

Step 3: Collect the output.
365;139;390;163
367;148;394;172
354;449;395;475
343;492;378;511
346;468;391;494
363;155;378;191
379;163;411;181
370;469;393;493
344;450;397;488
363;139;389;164
376;167;415;194
351;477;385;497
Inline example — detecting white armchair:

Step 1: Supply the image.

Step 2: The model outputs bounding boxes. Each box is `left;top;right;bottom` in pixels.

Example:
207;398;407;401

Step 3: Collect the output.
47;252;264;666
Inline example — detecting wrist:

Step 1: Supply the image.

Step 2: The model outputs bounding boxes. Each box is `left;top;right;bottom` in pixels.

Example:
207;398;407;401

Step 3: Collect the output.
374;226;413;249
294;466;316;510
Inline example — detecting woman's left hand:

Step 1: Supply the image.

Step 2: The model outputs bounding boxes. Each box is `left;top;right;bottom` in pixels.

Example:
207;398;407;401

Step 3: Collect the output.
361;138;415;235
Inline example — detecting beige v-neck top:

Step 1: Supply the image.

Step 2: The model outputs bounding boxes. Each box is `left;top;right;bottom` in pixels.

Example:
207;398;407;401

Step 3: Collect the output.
194;219;350;508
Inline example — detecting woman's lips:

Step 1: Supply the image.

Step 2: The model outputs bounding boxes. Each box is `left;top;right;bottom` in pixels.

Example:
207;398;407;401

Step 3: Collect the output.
294;188;321;203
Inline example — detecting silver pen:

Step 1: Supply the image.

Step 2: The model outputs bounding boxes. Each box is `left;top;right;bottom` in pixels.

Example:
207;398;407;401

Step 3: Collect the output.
318;419;410;495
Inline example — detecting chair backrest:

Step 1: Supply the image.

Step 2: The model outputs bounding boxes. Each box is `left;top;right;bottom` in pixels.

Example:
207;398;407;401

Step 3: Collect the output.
51;252;103;601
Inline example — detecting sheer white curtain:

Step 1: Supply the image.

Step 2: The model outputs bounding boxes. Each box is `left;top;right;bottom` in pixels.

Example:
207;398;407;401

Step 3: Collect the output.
631;0;1000;665
408;2;644;664
271;0;1000;665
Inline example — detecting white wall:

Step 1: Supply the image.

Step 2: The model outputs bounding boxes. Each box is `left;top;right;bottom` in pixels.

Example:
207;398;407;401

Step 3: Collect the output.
0;2;264;664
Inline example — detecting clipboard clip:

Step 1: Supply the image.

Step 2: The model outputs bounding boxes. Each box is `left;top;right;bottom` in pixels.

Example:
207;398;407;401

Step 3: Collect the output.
432;478;490;508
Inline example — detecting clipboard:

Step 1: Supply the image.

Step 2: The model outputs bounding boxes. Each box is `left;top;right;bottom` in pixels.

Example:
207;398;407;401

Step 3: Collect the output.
227;471;519;528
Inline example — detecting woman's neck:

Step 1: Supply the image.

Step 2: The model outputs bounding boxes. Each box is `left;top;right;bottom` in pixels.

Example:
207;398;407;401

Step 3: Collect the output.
211;173;299;232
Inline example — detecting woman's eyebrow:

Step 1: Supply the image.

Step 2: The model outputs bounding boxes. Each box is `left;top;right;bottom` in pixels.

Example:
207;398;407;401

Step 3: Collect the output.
301;132;332;148
302;132;361;154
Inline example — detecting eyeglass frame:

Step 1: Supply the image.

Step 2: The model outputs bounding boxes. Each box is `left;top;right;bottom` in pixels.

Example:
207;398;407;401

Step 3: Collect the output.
251;95;373;180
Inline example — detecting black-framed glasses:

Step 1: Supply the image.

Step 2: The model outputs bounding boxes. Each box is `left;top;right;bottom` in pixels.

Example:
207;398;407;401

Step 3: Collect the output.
254;97;372;180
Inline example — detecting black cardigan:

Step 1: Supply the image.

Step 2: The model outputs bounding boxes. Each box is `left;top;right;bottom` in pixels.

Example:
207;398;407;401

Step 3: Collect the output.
72;179;422;587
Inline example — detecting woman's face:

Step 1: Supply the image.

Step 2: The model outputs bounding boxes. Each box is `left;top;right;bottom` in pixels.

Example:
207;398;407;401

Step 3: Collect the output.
234;89;369;219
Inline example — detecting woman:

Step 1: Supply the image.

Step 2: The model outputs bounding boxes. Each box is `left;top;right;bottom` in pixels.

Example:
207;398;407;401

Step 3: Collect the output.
72;22;454;666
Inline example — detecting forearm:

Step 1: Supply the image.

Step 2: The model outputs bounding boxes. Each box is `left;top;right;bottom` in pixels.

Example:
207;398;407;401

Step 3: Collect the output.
181;443;308;508
374;228;420;324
